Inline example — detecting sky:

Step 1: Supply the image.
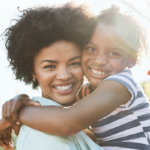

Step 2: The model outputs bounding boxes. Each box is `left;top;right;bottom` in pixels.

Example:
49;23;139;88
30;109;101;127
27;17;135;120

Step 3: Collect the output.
0;0;150;110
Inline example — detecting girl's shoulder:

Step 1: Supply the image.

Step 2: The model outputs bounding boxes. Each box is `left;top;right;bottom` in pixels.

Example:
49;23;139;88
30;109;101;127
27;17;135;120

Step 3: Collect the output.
103;69;137;95
76;82;94;101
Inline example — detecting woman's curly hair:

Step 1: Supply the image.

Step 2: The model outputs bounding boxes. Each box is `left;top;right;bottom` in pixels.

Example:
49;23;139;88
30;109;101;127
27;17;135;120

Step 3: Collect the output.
96;5;149;64
4;3;95;89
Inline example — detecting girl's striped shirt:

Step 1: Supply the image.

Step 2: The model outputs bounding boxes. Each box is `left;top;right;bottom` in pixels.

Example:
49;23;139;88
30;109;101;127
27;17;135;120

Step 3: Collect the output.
77;70;150;150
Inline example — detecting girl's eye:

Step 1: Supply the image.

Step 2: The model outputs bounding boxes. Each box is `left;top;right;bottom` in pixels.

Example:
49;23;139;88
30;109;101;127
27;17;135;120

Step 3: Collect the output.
109;52;120;56
69;62;81;66
44;65;56;69
86;46;96;51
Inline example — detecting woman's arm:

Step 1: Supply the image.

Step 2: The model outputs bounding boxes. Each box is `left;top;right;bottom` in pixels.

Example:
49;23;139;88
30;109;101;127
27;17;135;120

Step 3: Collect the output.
19;80;131;136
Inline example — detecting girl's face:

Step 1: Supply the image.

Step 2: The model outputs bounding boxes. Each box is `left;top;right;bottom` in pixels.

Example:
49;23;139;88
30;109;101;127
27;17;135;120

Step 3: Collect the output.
82;25;135;89
32;40;83;106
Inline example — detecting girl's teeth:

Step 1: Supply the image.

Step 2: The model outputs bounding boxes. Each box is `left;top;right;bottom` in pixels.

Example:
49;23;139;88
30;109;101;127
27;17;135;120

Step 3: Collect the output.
54;84;72;91
91;69;106;75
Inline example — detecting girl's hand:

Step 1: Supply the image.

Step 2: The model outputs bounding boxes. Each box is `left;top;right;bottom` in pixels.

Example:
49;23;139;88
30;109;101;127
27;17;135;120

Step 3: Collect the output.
2;94;40;124
25;100;41;107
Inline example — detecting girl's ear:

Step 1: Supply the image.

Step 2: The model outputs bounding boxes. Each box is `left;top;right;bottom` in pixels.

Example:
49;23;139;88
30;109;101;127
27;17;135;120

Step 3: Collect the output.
127;54;136;68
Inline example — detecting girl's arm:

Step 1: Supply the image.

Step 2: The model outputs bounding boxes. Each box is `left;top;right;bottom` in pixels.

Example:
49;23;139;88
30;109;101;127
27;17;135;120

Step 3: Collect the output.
2;94;40;124
19;80;131;136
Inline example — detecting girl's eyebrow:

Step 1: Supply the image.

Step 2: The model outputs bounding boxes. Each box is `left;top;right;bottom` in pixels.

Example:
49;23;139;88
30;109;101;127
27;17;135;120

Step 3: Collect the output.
111;47;123;51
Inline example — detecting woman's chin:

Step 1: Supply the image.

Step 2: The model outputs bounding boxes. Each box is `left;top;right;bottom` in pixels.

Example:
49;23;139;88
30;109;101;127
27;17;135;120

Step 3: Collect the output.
54;95;77;106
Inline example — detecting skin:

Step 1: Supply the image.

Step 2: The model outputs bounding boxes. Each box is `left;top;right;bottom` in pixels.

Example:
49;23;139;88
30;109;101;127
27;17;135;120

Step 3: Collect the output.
82;24;136;89
0;40;85;148
32;40;83;106
1;25;136;137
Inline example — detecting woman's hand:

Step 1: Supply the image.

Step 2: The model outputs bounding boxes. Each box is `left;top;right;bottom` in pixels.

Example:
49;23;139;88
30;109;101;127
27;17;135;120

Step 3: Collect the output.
0;118;21;150
0;127;13;150
2;94;40;124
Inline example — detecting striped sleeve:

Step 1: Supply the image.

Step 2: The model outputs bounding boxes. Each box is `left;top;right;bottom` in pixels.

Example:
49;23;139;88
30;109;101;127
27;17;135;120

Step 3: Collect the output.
76;82;93;101
102;70;137;108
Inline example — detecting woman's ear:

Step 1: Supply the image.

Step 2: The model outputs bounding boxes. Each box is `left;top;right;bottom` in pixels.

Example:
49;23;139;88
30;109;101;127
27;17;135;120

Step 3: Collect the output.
31;68;37;80
127;54;137;68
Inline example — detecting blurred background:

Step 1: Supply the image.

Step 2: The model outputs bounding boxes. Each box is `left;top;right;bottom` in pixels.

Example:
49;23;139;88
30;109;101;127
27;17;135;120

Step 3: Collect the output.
0;0;150;149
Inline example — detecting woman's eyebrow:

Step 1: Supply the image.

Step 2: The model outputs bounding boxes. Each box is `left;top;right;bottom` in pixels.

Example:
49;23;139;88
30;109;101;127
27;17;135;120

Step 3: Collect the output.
40;60;57;64
68;56;81;62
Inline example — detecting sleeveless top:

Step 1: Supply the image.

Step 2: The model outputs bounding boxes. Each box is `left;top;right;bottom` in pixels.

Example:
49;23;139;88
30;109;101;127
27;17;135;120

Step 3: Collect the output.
77;70;150;150
16;97;104;150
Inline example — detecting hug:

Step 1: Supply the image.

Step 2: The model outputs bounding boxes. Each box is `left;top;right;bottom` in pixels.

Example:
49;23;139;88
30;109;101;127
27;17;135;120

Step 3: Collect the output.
0;2;150;150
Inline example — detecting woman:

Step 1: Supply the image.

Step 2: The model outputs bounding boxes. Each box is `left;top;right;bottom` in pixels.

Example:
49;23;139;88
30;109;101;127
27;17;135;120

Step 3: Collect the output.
0;3;104;150
2;5;150;150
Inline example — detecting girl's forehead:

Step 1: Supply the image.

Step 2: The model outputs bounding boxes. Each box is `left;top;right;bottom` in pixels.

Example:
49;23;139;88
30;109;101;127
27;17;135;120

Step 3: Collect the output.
92;24;138;52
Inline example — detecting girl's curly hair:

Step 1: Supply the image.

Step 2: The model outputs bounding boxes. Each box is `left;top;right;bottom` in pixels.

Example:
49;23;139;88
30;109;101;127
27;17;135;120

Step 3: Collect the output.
4;3;95;89
96;5;149;64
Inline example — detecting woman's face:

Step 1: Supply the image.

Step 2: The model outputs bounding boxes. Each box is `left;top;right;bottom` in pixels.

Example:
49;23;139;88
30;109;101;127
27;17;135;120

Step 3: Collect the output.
32;40;83;106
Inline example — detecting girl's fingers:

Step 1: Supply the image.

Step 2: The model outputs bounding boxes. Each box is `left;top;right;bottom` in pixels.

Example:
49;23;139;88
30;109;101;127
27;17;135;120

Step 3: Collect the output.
25;100;41;106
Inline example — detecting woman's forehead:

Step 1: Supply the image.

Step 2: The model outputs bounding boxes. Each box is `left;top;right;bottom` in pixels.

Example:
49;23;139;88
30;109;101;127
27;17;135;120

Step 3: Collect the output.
34;40;81;63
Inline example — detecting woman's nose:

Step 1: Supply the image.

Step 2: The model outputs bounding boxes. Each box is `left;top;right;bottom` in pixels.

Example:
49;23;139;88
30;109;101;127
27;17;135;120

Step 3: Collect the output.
56;67;72;80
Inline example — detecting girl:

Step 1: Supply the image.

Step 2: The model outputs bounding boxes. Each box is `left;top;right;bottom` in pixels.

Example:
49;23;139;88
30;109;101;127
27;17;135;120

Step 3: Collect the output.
2;5;150;150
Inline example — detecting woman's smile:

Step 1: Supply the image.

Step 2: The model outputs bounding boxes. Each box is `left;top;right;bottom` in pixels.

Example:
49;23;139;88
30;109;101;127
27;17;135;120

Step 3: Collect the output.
53;83;74;95
32;40;83;106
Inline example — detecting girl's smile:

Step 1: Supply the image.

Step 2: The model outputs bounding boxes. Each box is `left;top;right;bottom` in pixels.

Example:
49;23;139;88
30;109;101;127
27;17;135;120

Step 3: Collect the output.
82;25;136;88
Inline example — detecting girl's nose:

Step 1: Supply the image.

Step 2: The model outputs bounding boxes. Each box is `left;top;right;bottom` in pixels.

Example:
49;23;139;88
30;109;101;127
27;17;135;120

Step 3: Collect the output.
94;52;107;65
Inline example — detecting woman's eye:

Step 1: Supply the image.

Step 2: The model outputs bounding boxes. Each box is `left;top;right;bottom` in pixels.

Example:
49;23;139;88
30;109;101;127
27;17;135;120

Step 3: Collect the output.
44;65;56;69
86;46;96;51
69;62;80;66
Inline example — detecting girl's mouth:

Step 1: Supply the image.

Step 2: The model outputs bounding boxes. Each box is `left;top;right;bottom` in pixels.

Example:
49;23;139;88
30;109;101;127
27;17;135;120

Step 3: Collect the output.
89;68;109;79
91;68;107;75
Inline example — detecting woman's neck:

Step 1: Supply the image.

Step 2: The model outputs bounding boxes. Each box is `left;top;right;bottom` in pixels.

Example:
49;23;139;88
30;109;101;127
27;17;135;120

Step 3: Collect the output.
42;92;77;107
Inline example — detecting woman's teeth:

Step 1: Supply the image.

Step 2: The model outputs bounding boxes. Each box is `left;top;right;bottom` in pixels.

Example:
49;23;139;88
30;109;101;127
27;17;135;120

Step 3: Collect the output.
54;84;72;91
91;69;106;75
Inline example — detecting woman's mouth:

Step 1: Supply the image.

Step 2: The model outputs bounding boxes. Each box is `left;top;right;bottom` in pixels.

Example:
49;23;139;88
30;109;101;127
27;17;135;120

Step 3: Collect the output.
53;84;73;94
54;84;73;91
